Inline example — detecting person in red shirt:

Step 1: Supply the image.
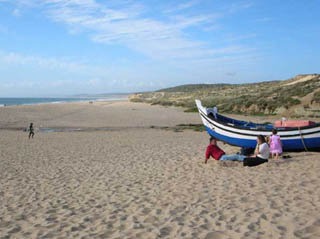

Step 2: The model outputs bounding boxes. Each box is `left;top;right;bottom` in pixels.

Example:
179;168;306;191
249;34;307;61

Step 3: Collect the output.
205;137;246;163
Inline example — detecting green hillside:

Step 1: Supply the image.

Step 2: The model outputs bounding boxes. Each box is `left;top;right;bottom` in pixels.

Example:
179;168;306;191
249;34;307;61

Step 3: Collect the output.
130;74;320;118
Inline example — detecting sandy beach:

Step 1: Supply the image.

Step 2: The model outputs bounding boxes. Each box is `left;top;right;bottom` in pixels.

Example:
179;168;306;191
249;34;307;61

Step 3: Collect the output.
1;100;320;239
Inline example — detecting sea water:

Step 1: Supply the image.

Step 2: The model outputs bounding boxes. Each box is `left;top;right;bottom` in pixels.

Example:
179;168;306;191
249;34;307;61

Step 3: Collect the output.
0;94;129;107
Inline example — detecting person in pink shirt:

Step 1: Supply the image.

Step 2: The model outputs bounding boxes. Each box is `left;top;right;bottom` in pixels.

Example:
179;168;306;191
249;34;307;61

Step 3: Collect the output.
268;129;282;159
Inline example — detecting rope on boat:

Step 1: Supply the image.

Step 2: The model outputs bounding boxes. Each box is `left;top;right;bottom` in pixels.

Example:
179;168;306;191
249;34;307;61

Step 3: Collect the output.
298;126;308;152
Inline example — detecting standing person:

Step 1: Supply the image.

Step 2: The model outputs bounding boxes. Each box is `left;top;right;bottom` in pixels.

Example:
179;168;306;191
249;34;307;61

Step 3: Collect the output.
29;123;35;139
268;129;282;159
205;137;246;163
243;135;269;167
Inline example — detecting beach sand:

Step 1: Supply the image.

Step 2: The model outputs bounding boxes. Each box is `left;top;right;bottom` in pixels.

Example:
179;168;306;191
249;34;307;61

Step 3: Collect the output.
1;101;320;238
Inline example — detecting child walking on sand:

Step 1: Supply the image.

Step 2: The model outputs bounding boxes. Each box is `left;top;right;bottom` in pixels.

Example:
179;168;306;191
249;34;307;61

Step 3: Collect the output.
268;129;282;159
29;123;35;139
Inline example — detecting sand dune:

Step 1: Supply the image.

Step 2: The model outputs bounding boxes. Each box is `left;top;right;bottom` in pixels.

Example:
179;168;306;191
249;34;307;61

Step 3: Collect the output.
283;74;319;86
1;101;320;238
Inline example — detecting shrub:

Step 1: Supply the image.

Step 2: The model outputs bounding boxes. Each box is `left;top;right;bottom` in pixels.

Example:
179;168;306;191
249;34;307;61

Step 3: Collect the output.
312;92;320;103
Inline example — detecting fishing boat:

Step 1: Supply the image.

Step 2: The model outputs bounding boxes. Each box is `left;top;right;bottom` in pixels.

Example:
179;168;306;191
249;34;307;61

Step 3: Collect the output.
195;100;320;152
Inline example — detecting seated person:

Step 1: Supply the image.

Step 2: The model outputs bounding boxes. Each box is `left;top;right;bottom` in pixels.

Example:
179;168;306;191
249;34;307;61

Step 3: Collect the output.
205;137;246;163
243;135;269;167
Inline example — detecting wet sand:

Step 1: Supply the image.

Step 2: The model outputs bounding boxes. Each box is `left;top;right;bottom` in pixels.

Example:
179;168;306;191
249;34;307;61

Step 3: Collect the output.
1;101;320;238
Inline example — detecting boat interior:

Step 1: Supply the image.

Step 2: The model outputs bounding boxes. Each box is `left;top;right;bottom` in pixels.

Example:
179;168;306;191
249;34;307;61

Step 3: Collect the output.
207;113;274;130
207;111;320;131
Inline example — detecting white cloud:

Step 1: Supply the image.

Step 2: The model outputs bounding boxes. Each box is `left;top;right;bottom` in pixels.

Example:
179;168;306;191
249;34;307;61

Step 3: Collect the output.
164;0;200;13
227;34;257;42
202;24;221;32
228;1;254;13
0;49;173;93
3;0;230;61
0;0;259;93
12;8;21;17
0;50;107;75
44;1;233;60
87;78;101;86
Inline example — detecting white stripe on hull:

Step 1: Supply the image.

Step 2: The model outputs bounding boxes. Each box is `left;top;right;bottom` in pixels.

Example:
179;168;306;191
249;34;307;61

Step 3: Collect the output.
200;114;320;140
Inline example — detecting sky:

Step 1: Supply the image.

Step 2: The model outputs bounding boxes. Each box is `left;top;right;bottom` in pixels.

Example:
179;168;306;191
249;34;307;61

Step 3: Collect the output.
0;0;319;97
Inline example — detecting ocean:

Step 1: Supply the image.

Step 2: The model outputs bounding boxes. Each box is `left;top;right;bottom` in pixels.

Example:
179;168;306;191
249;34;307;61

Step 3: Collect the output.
0;95;129;107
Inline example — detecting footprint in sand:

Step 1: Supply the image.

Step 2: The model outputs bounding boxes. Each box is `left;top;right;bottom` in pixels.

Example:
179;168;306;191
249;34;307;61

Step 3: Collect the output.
294;219;320;238
204;231;226;239
159;226;172;237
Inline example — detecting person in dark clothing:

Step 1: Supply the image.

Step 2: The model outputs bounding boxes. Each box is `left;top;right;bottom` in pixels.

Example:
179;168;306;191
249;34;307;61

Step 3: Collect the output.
29;123;35;139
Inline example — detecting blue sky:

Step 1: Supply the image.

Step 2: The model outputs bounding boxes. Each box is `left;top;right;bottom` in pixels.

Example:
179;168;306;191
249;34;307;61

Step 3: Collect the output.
0;0;319;97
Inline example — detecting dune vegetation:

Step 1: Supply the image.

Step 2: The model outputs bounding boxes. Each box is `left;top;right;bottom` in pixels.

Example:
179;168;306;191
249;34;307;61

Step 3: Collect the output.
130;74;320;118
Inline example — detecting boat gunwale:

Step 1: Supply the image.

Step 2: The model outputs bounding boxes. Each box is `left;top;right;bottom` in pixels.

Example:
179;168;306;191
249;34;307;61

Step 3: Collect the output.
198;108;320;133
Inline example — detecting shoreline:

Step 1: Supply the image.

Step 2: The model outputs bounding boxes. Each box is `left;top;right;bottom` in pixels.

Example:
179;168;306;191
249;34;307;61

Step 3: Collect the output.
0;96;129;108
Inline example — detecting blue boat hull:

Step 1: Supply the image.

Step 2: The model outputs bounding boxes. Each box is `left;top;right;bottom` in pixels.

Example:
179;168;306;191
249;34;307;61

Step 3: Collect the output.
205;126;320;152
